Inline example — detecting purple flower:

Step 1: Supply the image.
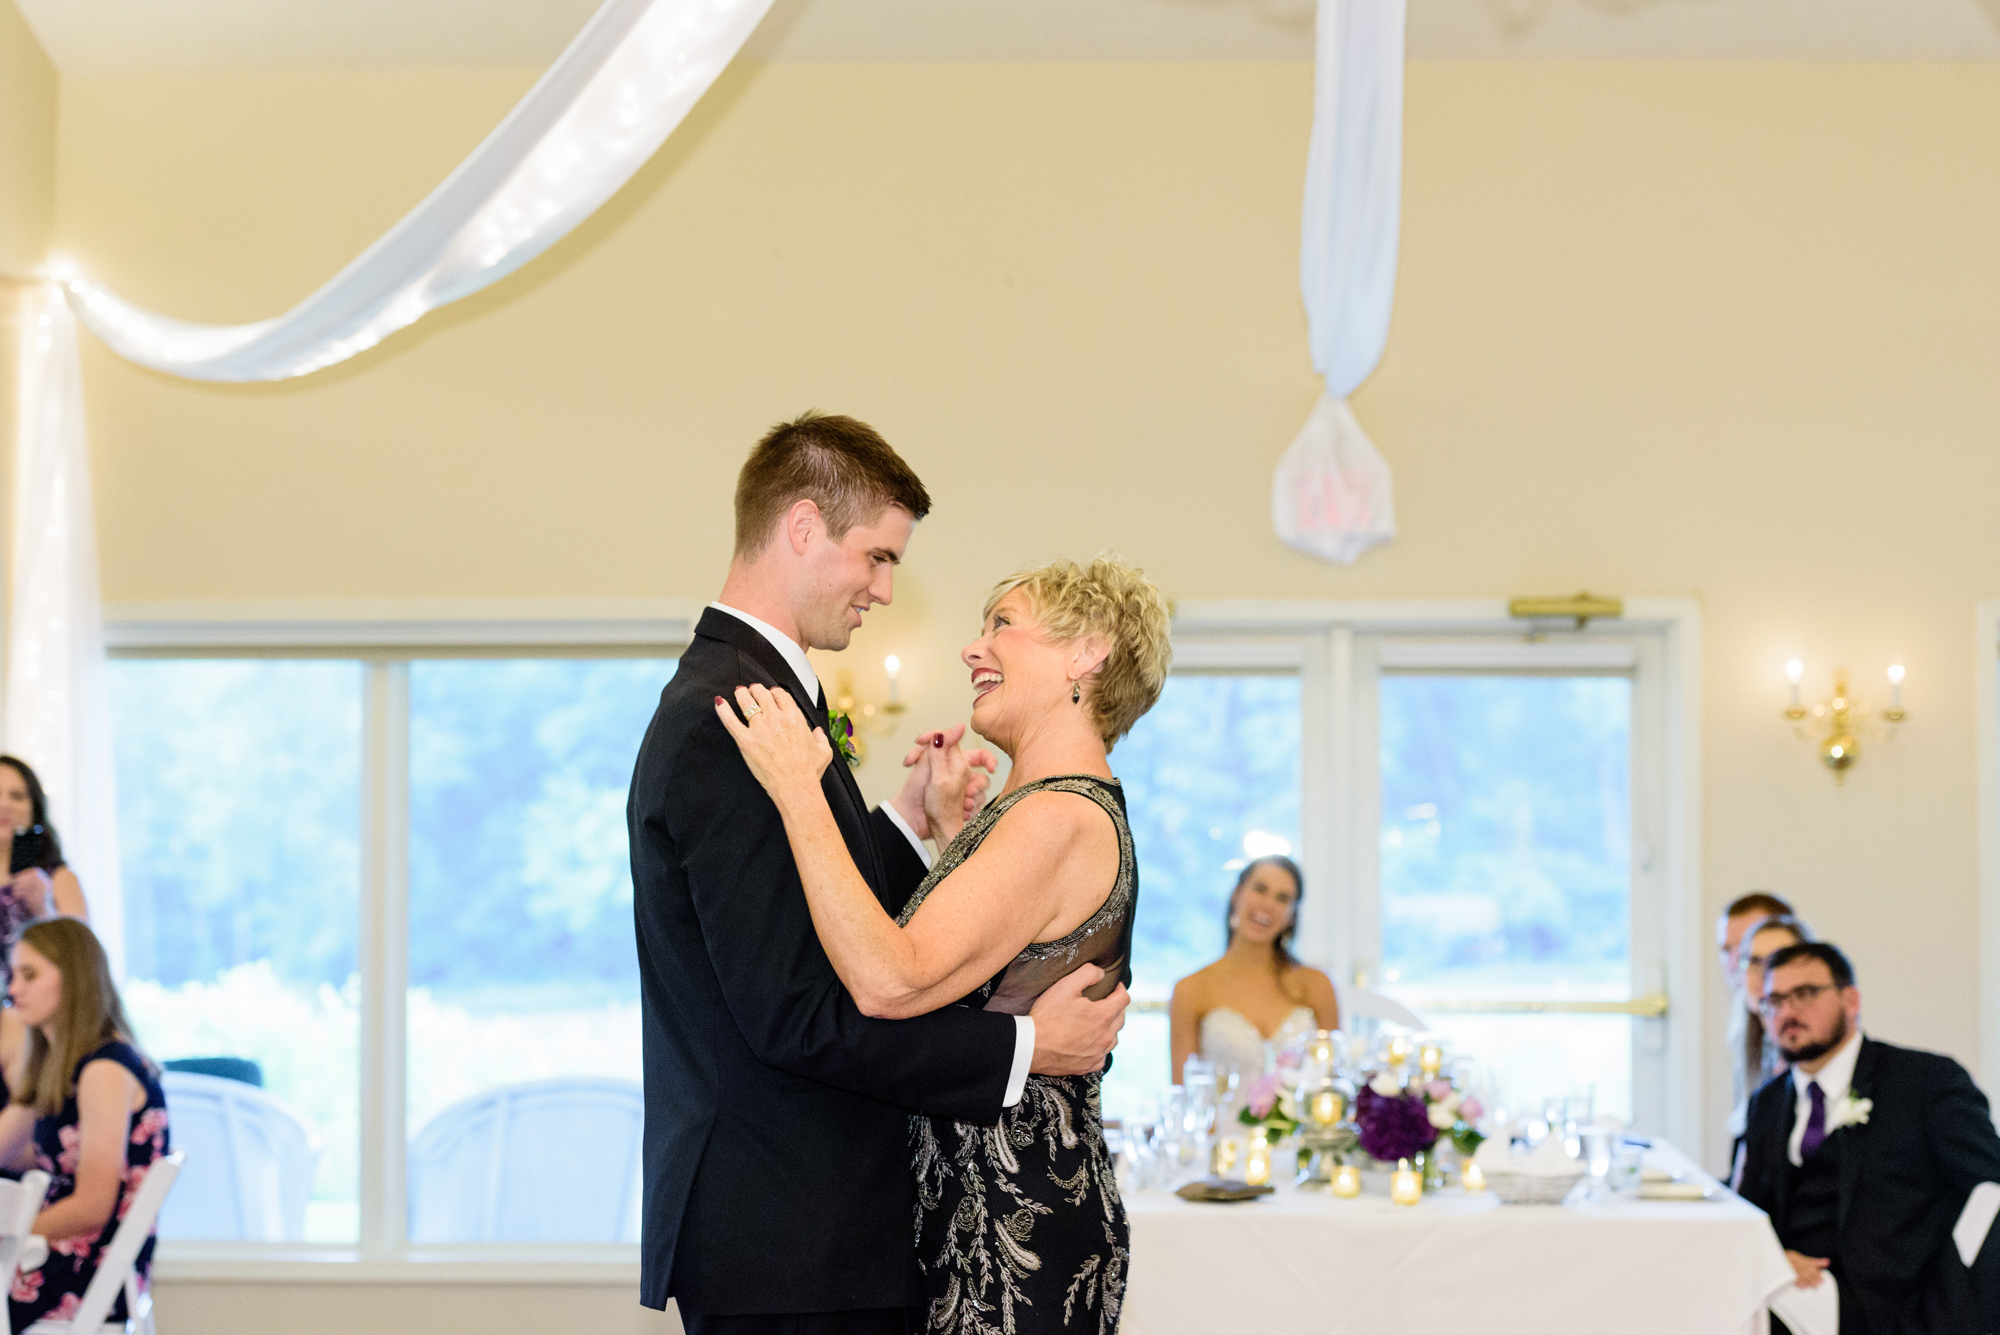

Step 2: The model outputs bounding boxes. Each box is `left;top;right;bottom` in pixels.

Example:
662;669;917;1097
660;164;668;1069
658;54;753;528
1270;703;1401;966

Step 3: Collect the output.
1354;1085;1440;1162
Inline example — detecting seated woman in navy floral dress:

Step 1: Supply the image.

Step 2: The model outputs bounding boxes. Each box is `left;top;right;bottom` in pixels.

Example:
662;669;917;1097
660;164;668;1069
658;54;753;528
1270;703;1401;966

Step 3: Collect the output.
0;918;168;1329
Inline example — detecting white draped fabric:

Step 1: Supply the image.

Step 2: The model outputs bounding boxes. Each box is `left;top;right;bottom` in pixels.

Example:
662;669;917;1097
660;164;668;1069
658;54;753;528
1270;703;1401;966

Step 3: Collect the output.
62;0;775;382
7;287;124;972
1272;0;1404;566
11;0;776;968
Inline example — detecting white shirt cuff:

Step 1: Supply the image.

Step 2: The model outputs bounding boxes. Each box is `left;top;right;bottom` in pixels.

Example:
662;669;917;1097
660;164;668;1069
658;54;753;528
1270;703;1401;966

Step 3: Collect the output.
1004;1017;1034;1107
881;802;934;870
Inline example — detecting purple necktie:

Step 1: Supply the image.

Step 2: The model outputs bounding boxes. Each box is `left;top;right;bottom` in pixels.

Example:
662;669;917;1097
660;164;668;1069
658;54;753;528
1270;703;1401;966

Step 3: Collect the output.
1800;1082;1827;1159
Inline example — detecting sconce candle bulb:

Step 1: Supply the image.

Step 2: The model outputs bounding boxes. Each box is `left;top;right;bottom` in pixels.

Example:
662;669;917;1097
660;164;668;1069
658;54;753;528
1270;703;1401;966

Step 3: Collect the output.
1886;664;1906;720
884;655;901;705
1785;660;1806;718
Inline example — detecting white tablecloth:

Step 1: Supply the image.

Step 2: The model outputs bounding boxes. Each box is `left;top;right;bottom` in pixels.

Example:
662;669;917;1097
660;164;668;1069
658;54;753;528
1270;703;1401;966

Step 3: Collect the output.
1123;1144;1797;1335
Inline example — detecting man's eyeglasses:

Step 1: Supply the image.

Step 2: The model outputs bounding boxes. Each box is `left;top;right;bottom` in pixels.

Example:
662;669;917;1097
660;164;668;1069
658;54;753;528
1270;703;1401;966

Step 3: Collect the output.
1758;982;1833;1018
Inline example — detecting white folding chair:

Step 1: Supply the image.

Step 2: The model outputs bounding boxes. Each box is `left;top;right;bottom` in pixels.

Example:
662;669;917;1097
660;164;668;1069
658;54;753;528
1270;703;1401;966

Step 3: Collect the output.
0;1170;52;1335
158;1071;318;1240
408;1079;642;1243
22;1151;183;1335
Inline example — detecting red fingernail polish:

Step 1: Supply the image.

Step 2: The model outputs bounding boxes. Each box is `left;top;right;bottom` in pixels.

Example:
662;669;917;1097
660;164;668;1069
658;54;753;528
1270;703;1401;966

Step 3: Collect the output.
933;736;944;747
714;696;724;705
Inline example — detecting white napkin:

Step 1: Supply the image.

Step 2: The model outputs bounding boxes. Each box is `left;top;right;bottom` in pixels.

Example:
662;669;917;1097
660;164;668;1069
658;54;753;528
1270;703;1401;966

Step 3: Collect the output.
1524;1133;1581;1177
1471;1135;1519;1173
1770;1269;1838;1335
19;1234;46;1273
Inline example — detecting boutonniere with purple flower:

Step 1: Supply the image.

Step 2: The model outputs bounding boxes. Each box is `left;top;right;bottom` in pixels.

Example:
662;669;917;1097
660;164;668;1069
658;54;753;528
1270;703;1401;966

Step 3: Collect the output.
825;706;860;768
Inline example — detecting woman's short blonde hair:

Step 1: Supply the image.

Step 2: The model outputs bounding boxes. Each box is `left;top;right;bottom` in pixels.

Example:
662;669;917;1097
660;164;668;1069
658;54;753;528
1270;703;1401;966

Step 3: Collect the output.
984;555;1172;750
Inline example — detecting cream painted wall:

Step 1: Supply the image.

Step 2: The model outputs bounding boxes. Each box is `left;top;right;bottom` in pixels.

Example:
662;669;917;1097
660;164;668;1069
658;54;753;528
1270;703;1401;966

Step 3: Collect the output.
46;57;2000;1323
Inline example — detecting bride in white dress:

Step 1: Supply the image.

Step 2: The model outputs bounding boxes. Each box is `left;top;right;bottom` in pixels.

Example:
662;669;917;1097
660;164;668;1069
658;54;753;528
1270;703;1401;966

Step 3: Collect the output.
1168;855;1339;1088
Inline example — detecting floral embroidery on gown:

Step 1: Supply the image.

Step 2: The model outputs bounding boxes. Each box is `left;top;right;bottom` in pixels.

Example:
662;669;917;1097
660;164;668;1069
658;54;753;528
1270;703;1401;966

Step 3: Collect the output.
8;1041;170;1331
899;775;1135;1335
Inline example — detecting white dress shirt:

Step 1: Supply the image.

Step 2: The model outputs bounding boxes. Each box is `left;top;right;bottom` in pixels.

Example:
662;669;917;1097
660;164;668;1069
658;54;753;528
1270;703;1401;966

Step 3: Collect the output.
708;602;1033;1105
1788;1028;1863;1166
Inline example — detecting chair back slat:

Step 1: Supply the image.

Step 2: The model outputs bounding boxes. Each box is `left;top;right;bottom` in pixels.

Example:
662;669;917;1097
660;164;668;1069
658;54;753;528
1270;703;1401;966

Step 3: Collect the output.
65;1152;182;1333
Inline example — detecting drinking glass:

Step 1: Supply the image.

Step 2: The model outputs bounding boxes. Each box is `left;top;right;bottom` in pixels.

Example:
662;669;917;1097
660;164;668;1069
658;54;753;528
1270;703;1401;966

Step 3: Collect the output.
1610;1144;1643;1195
1578;1126;1616;1203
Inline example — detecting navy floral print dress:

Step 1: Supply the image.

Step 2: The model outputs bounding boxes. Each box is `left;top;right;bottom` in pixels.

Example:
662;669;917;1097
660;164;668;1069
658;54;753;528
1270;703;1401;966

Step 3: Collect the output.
8;1041;170;1330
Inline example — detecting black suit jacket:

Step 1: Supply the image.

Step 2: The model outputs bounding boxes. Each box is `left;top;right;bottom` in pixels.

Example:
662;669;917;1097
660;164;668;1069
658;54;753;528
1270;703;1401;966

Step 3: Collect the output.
1738;1036;2000;1335
629;609;1017;1314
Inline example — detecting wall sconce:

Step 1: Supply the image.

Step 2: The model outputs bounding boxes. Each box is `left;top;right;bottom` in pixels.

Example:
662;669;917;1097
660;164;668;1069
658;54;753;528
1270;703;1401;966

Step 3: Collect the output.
1783;660;1905;782
829;656;907;764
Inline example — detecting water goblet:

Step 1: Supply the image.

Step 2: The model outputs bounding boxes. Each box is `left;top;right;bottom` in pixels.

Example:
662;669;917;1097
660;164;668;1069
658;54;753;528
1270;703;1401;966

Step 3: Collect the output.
1578;1125;1616;1204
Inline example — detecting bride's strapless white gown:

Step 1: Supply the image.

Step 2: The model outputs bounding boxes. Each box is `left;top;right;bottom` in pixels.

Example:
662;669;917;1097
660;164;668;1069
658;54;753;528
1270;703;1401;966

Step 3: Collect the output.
1199;1004;1318;1086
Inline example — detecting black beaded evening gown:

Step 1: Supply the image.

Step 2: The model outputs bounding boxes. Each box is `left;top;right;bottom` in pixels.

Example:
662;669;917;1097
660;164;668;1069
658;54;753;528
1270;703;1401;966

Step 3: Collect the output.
897;774;1135;1335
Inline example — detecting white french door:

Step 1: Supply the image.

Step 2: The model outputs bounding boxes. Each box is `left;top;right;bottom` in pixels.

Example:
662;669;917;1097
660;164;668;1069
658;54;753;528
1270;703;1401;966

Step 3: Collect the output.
1348;635;1673;1132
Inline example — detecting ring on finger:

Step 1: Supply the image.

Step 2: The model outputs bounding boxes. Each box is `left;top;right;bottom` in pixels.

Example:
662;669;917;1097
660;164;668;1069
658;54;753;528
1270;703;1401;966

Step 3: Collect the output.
742;702;763;717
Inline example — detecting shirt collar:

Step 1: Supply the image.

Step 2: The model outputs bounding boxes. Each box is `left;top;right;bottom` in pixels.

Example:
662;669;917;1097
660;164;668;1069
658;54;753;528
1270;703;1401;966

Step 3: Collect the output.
708;602;821;706
1791;1028;1863;1104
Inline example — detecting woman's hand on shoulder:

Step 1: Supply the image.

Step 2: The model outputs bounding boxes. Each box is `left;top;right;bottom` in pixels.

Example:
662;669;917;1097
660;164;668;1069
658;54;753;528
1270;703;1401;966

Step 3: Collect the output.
714;683;832;807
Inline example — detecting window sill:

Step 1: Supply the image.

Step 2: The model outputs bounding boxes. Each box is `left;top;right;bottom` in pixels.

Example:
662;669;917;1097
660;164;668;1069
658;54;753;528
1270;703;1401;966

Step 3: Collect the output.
154;1244;641;1285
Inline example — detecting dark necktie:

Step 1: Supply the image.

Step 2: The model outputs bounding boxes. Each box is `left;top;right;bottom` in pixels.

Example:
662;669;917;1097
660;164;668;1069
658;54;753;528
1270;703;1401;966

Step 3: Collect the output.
815;684;827;714
1800;1082;1827;1159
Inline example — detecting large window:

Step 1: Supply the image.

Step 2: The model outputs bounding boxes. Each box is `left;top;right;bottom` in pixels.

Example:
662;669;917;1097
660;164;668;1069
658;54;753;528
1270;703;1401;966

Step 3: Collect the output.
105;632;679;1261
1103;674;1301;1122
1377;672;1636;1123
112;660;363;1242
101;600;1696;1265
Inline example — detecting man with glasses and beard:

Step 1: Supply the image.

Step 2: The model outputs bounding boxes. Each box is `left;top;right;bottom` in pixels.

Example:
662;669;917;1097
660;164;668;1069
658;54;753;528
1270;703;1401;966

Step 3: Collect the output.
1737;941;2000;1334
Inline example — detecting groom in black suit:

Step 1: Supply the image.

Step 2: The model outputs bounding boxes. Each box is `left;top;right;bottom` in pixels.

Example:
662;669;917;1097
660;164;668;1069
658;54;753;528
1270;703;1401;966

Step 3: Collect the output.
1737;941;2000;1335
629;412;1129;1335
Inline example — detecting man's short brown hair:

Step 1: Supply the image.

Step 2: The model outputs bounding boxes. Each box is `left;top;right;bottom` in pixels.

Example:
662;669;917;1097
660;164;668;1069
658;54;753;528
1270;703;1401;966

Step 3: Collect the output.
1724;891;1793;922
733;412;932;558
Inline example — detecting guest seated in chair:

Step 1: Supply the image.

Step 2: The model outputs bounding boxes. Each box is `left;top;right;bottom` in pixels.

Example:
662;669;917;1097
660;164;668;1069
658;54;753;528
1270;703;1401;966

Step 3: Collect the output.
1729;912;1811;1146
1169;856;1338;1086
0;757;91;991
0;919;168;1330
1737;941;2000;1335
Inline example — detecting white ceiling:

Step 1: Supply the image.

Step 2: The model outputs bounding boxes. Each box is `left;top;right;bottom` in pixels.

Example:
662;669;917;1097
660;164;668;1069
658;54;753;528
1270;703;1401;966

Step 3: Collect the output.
16;0;2000;71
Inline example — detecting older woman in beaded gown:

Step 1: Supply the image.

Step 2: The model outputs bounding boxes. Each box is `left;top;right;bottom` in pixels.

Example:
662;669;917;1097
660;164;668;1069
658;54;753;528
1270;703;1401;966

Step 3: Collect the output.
718;555;1171;1335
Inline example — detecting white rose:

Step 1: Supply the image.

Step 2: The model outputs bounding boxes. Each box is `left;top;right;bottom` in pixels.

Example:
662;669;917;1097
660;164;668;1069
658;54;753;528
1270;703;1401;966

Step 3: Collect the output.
1370;1074;1402;1098
1428;1103;1458;1130
1440;1091;1461;1113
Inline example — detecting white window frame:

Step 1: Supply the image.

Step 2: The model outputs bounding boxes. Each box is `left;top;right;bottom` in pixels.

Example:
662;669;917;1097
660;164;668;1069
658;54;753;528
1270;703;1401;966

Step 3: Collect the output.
107;599;700;1283
1171;598;1704;1150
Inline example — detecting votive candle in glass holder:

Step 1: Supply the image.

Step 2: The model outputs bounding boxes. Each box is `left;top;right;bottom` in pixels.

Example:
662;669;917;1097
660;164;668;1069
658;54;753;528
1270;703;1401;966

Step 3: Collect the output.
1386;1035;1413;1069
1311;1089;1343;1126
1243;1130;1272;1187
1391;1158;1422;1206
1210;1137;1239;1178
1332;1164;1362;1198
1462;1162;1487;1193
1419;1042;1444;1078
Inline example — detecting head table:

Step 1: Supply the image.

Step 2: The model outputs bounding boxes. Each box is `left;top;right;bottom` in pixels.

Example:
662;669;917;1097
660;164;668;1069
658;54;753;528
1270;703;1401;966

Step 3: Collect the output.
1121;1142;1797;1335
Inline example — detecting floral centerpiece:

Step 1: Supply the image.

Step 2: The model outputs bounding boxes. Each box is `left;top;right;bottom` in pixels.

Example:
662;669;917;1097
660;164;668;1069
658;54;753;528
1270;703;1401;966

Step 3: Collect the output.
1238;1071;1301;1140
1354;1074;1486;1186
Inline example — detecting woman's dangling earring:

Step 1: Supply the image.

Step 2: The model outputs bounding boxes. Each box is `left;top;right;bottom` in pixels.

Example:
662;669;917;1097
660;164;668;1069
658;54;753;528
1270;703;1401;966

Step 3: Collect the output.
1072;681;1081;704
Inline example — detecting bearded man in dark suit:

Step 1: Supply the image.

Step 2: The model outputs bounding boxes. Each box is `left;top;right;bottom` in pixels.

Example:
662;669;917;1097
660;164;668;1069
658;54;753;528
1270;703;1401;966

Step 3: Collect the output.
628;412;1129;1335
1737;941;2000;1335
